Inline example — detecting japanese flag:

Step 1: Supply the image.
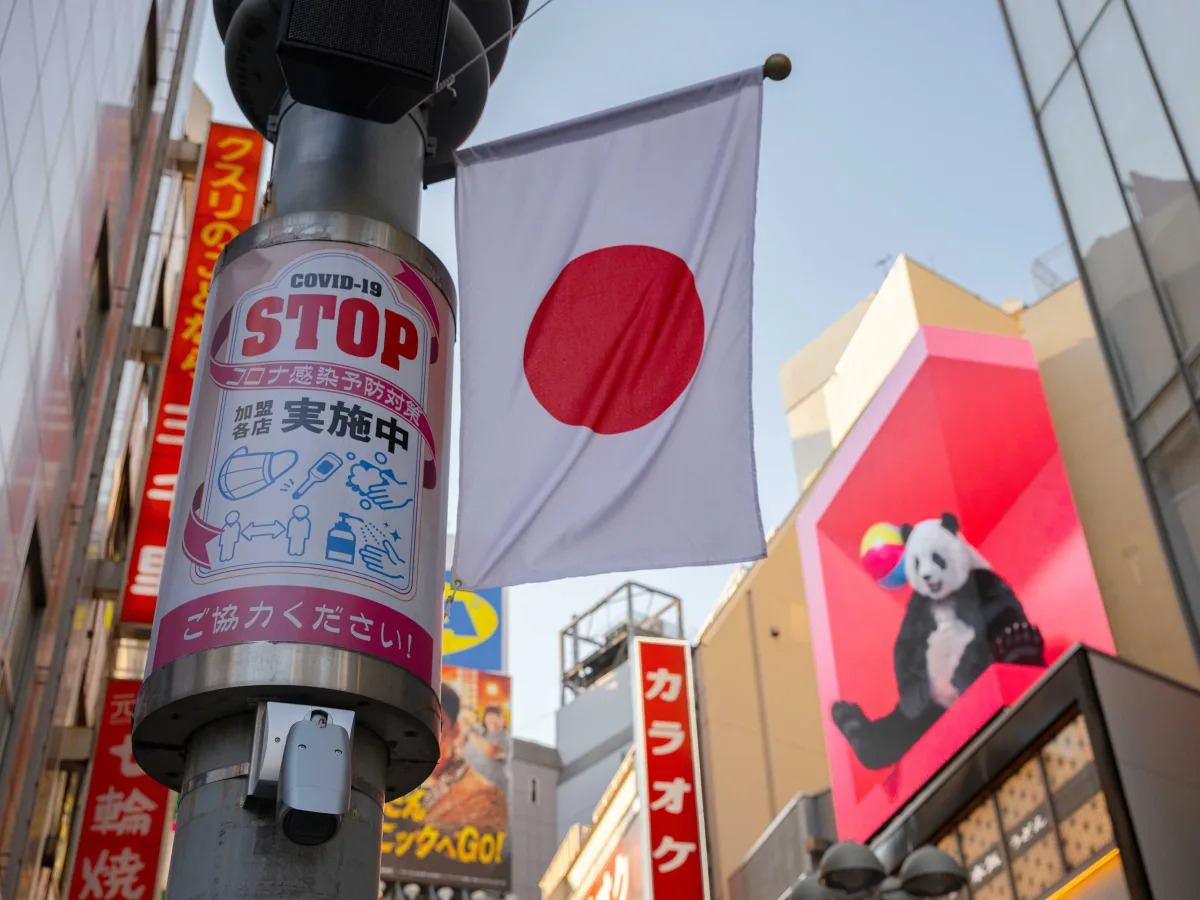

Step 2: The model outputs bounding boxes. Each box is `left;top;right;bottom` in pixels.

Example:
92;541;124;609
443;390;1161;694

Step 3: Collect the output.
453;69;767;589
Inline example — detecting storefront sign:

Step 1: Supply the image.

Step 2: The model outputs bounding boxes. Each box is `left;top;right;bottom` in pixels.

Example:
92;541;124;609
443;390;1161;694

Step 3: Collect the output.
121;122;264;625
796;327;1115;841
381;666;512;889
631;637;710;900
936;713;1116;900
145;238;454;693
69;679;171;899
443;572;504;672
579;812;644;900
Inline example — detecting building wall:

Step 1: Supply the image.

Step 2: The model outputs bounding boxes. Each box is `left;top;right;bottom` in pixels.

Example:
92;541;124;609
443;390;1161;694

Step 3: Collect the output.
1021;283;1200;687
782;257;1021;495
0;0;202;896
693;511;829;900
1000;0;1200;661
554;662;634;843
511;739;562;900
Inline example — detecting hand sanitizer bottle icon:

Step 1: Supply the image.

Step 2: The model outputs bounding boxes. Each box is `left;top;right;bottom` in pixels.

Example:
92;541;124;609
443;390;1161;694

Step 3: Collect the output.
325;513;361;564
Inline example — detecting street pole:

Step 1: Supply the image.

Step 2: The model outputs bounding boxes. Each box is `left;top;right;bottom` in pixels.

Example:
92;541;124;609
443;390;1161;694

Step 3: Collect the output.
146;92;435;898
131;0;509;891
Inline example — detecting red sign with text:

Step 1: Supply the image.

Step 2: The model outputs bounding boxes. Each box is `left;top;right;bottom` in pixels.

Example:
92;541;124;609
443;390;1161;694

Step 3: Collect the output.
68;679;171;899
121;122;264;624
580;812;643;900
632;638;710;900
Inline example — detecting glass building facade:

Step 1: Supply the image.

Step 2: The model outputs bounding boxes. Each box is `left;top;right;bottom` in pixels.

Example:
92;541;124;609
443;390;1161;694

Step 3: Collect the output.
1000;0;1200;655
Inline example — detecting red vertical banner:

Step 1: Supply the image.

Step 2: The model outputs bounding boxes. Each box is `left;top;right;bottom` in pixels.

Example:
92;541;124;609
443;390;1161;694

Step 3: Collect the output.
121;122;265;624
631;637;710;900
69;679;171;899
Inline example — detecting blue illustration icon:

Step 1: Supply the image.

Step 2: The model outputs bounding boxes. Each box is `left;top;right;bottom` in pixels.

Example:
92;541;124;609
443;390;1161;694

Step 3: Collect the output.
219;510;242;562
286;505;311;556
218;446;298;500
242;519;285;541
361;539;407;579
326;513;362;564
292;452;344;499
346;453;412;512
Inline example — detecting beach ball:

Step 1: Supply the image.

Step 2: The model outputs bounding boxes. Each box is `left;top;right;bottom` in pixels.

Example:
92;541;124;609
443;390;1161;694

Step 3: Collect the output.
860;522;907;589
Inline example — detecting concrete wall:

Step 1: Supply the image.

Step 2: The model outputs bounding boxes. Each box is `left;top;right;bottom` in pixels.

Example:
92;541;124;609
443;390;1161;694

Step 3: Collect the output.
510;739;562;900
1021;284;1200;688
694;511;829;900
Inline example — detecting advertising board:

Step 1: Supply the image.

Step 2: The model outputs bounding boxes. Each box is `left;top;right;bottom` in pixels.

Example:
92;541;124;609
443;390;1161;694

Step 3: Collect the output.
381;666;512;889
631;637;710;900
578;811;644;900
69;680;171;899
443;571;504;672
144;235;455;693
122;122;264;625
796;326;1115;842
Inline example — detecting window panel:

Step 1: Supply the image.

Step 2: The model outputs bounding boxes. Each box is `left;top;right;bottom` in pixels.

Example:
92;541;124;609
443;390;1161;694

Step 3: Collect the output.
1004;0;1074;107
1128;0;1200;178
1147;414;1200;628
1136;374;1189;453
1062;0;1110;42
1041;64;1178;408
1081;1;1200;354
0;551;46;773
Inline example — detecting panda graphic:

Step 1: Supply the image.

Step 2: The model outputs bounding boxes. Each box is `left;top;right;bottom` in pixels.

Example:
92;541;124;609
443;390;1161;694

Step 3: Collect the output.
831;513;1046;770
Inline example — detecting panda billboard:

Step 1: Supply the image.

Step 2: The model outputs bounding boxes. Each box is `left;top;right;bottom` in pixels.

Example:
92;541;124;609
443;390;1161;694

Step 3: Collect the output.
796;325;1115;842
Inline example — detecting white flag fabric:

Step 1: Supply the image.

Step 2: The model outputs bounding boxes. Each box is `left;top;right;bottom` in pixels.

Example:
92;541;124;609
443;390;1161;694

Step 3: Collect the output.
453;68;767;589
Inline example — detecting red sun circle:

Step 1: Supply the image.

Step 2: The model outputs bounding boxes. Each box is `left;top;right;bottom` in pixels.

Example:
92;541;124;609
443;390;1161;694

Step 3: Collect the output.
523;245;706;435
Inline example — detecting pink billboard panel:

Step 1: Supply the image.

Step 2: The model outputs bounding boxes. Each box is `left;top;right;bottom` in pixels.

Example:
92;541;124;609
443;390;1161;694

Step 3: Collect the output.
796;326;1114;842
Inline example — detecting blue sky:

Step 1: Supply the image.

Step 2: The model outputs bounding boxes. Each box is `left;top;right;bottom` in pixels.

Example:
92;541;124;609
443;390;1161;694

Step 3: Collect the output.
194;0;1066;745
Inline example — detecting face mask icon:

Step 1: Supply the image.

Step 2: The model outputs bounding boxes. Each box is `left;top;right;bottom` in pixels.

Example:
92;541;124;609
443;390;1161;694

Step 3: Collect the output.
218;446;300;500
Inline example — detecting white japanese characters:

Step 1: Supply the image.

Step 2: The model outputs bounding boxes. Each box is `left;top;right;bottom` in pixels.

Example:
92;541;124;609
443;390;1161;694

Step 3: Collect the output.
633;640;710;896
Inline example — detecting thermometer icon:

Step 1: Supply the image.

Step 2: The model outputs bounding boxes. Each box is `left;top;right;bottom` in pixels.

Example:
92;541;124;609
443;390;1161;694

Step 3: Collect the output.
292;452;344;499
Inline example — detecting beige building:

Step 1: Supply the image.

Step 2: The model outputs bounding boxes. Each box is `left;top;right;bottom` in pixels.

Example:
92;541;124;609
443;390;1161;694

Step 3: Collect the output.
541;254;1200;900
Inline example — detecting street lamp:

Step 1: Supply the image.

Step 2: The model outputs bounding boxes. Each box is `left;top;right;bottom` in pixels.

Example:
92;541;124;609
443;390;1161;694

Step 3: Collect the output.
781;841;965;900
818;842;887;893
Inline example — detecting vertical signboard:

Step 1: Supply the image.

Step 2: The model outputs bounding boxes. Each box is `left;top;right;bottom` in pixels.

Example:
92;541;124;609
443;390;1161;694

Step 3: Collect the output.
69;680;171;898
442;571;504;672
121;123;265;624
631;637;710;900
380;666;512;889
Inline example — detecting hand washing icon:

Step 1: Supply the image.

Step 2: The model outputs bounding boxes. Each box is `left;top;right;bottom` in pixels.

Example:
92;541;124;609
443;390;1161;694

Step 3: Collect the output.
217;447;299;501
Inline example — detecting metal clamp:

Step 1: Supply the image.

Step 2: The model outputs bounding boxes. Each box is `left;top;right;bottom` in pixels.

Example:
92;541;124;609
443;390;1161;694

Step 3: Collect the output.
180;762;251;800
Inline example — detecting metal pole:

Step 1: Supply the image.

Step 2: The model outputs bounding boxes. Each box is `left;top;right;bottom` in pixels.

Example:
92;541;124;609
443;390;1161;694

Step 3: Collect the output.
166;714;389;899
162;98;430;899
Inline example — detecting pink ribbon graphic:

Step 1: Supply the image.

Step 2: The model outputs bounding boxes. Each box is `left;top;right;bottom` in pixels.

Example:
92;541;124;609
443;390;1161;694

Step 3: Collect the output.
394;262;441;365
183;484;222;568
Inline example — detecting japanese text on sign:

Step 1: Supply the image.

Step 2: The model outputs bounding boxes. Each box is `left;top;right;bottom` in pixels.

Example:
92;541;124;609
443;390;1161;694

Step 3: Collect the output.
120;123;264;625
148;238;451;689
69;680;171;899
380;666;511;890
633;638;710;900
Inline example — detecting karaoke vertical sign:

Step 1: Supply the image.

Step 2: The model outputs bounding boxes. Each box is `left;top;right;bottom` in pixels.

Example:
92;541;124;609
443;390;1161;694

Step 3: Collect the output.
121;123;264;625
632;637;711;900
